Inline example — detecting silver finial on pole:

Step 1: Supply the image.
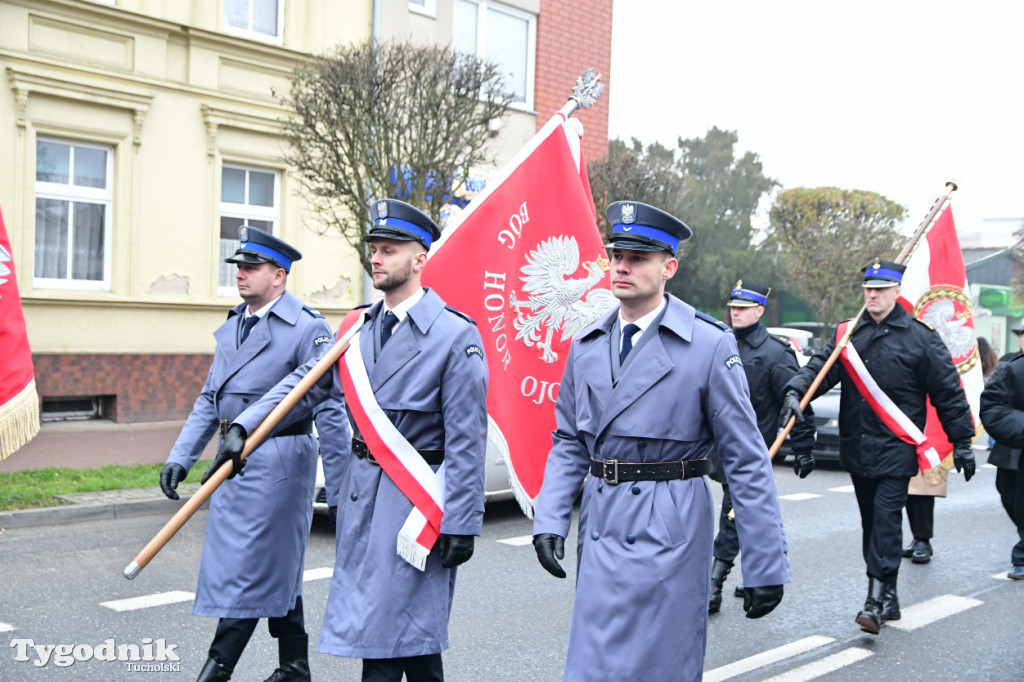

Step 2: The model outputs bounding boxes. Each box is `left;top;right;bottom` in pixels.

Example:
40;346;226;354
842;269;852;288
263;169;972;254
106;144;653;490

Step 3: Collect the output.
572;68;604;109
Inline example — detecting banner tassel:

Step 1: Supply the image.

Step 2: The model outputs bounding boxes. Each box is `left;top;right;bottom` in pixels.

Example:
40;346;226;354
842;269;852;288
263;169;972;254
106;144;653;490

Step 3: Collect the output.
0;380;40;461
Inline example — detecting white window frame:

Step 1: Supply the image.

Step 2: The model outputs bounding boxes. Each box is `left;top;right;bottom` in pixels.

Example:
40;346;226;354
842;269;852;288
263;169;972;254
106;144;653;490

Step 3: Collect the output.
218;163;281;296
454;0;536;110
409;0;438;19
223;0;285;45
33;137;114;292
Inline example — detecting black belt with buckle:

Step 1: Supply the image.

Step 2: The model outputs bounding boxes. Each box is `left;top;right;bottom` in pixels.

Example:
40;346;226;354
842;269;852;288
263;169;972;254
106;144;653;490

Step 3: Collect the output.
589;458;713;484
352;438;445;466
219;418;313;440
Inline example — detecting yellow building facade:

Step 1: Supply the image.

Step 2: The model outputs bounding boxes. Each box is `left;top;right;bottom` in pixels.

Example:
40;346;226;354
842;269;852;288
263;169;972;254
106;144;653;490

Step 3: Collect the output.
0;0;548;422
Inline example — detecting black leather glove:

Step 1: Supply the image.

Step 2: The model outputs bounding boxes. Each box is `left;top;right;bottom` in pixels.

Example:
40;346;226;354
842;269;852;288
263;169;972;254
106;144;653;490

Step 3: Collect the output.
439;534;475;568
159;463;187;500
201;424;247;484
793;450;815;479
953;441;975;482
743;585;784;619
328;506;338;531
533;533;566;578
779;390;805;426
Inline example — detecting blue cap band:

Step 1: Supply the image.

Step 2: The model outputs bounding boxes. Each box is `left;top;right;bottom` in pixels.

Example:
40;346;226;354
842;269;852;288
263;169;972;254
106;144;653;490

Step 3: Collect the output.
730;288;767;306
239;241;293;271
611;223;680;252
375;217;433;247
865;267;902;282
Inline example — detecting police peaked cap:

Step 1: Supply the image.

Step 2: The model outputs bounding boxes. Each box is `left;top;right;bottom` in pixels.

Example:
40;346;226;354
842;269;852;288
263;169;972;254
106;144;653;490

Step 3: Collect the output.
224;225;302;272
727;280;771;307
365;199;441;249
604;201;693;254
860;258;905;288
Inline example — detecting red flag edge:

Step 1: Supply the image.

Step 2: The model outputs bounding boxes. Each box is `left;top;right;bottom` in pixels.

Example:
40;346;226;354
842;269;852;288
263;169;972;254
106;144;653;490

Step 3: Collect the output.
1;379;40;460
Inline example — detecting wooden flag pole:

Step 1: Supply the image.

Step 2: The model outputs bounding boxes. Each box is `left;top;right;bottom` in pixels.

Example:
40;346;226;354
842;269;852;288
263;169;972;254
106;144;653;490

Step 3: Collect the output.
123;335;351;579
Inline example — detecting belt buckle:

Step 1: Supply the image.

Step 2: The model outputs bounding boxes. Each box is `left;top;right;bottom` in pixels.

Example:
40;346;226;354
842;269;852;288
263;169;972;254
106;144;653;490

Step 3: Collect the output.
365;450;377;465
603;459;619;485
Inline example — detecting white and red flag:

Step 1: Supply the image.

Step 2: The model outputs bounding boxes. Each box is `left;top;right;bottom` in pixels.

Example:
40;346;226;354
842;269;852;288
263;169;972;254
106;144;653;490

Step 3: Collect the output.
422;113;614;517
0;203;40;460
897;204;983;474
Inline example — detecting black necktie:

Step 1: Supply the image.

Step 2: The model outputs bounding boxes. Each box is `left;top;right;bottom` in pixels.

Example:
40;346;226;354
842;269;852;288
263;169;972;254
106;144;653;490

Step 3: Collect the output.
620;323;640;364
381;312;398;347
239;315;259;346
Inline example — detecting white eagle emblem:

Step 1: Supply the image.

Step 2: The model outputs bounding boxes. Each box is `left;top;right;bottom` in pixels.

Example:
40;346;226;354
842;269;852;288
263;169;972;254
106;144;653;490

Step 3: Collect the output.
919;297;975;360
0;243;12;296
377;200;389;219
508;236;617;363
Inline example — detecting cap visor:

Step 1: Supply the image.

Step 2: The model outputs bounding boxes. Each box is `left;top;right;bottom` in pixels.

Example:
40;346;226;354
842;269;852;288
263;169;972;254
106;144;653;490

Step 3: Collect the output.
604;239;670;253
225;252;273;266
363;228;425;244
727;300;760;307
862;279;900;288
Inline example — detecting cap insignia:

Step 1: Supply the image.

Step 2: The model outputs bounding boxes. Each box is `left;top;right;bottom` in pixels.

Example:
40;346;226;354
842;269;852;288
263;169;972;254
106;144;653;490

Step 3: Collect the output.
620;203;636;224
377;200;389;219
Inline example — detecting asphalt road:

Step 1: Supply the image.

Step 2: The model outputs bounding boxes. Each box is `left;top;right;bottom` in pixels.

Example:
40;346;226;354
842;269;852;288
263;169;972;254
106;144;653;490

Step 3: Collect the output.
1;454;1022;680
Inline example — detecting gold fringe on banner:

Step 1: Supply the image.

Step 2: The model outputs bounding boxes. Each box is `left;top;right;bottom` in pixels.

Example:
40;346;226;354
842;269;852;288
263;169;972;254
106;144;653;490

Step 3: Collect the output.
0;380;40;460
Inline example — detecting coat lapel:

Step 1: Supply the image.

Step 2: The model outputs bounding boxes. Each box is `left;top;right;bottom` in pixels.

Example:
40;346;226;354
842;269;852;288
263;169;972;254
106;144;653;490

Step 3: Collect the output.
367;290;444;391
598;332;673;434
218;292;300;387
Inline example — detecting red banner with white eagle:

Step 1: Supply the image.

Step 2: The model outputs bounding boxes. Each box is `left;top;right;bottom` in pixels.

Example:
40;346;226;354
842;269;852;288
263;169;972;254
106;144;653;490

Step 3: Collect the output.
0;203;40;460
422;114;613;517
897;205;983;475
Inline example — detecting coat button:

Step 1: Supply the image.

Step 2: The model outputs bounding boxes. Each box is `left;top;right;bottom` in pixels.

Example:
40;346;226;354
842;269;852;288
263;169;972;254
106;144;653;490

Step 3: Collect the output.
637;440;647;449
242;397;250;403
626;535;636;545
591;531;600;540
631;486;641;495
597;483;603;492
350;492;358;501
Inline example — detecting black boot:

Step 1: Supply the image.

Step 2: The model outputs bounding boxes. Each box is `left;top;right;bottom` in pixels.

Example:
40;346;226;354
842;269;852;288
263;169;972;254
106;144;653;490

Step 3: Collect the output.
708;558;733;614
881;577;900;622
855;577;885;634
197;657;232;682
910;539;932;564
263;634;311;682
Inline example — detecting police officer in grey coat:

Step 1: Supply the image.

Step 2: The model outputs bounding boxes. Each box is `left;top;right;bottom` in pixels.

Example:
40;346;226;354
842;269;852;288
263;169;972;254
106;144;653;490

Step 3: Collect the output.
708;281;816;613
159;227;348;682
225;200;488;682
532;201;789;682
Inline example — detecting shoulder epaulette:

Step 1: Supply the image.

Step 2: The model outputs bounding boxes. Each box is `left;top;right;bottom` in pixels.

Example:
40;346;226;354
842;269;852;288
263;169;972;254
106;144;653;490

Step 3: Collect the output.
769;334;792;348
695;310;729;332
912;317;934;330
302;304;325;319
352;303;372;311
445;305;477;325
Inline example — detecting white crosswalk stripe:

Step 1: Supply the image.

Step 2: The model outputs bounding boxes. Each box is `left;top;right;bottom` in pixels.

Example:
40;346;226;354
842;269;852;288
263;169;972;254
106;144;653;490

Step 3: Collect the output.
303;567;334;581
0;623;14;633
497;534;534;546
703;636;834;681
886;594;982;631
761;647;873;681
828;485;855;493
779;493;821;501
101;591;195;612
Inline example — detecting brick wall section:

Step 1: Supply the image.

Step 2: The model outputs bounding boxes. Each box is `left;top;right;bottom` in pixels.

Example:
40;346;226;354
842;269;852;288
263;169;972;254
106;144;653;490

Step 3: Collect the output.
32;354;213;423
535;0;614;165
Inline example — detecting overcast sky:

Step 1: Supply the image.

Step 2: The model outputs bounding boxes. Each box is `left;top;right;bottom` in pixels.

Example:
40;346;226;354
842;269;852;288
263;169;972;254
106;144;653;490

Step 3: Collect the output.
607;1;1024;244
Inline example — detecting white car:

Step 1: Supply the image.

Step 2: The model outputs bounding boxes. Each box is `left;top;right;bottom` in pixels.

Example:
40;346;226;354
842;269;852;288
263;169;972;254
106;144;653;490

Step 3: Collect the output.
766;327;815;365
313;440;514;515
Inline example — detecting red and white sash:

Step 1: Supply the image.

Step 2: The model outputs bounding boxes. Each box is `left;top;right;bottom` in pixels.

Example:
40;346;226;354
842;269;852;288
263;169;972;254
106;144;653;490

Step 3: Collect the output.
835;322;942;473
336;309;445;571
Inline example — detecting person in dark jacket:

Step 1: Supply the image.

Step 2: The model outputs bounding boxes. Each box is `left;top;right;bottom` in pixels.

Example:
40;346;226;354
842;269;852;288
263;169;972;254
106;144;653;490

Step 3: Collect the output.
979;355;1024;580
707;281;815;613
781;259;975;635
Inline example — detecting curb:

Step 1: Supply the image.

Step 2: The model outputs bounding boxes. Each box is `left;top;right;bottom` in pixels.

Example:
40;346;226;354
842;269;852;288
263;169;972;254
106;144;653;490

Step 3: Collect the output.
0;495;208;530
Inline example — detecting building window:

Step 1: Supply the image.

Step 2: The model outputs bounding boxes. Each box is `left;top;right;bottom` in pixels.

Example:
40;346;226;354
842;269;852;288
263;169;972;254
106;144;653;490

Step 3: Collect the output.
409;0;437;18
225;0;284;43
452;0;536;108
219;164;280;293
34;138;113;290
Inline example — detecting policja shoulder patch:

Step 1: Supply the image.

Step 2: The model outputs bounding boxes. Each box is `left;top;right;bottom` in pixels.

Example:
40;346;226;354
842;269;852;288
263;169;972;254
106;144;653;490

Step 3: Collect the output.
724;354;742;370
465;345;484;360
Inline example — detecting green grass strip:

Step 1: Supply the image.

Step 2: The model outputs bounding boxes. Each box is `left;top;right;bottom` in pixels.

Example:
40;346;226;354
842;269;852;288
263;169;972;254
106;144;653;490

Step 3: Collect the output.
0;461;212;512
